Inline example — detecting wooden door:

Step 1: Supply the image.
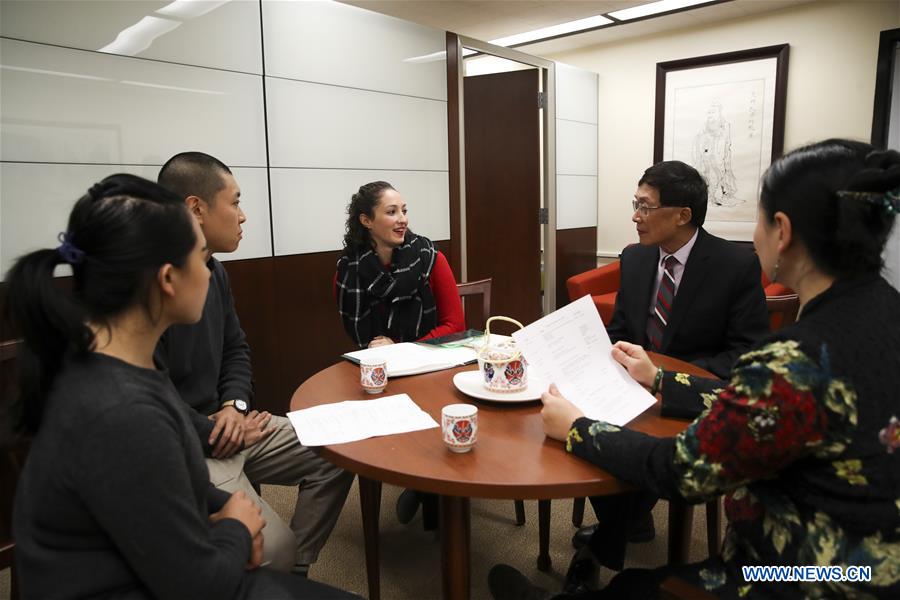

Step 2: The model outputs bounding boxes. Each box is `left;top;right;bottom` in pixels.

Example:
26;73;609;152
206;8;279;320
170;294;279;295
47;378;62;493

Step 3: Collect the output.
464;69;542;327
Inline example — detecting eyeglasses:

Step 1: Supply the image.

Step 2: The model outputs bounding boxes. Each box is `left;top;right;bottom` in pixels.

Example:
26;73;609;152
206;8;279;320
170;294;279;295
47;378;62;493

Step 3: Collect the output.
631;200;666;217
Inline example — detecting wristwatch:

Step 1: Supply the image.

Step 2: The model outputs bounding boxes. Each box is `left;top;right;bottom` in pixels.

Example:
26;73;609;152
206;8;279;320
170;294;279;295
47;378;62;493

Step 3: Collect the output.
221;399;250;415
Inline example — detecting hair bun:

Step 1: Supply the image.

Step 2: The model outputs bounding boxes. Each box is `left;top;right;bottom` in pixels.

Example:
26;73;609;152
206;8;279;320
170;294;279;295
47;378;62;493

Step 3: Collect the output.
864;148;900;171
87;182;107;200
846;149;900;195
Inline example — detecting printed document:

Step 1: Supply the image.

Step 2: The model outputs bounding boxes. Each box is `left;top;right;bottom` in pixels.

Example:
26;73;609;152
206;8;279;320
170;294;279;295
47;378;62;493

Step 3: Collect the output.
288;393;439;446
512;295;656;426
343;342;476;377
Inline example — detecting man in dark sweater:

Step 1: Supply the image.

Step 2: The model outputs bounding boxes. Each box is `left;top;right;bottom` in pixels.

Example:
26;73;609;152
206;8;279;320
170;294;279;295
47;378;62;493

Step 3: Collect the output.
156;152;353;575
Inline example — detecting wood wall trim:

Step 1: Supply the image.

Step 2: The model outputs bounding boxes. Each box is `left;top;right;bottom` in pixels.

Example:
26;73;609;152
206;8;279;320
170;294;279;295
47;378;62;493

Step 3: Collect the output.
556;227;599;306
228;241;453;414
871;28;900;149
446;32;462;280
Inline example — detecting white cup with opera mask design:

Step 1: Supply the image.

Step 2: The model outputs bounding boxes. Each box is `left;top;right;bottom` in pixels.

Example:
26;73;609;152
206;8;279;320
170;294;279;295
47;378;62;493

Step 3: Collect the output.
360;356;388;394
442;403;478;452
476;316;528;393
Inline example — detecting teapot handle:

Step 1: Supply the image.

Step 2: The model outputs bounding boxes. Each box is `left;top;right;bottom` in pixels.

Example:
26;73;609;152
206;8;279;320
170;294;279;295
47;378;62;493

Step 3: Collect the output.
484;316;525;337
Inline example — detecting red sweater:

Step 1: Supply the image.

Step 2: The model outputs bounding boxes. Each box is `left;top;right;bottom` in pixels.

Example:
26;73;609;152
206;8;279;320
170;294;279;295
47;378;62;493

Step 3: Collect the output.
333;250;465;342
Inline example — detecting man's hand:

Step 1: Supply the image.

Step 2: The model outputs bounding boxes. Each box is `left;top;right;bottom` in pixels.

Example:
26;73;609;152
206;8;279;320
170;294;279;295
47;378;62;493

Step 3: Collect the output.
540;384;585;442
243;410;277;449
610;341;658;389
208;406;246;458
368;336;394;348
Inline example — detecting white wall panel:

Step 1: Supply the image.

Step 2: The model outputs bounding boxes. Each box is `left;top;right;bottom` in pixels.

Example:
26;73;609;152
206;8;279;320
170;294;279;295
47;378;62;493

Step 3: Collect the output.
269;169;449;256
266;78;448;171
0;0;262;74
0;163;157;278
262;0;446;101
0;164;270;278
0;39;266;167
556;63;599;125
556;120;598;176
557;175;598;230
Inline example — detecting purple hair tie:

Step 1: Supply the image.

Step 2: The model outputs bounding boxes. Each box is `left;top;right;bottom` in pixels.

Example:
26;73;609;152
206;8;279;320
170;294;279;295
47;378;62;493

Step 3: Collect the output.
57;231;86;265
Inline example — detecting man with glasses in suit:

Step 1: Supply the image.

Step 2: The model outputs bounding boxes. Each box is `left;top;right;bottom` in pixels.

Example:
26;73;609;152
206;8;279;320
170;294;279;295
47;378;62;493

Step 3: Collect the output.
567;160;769;593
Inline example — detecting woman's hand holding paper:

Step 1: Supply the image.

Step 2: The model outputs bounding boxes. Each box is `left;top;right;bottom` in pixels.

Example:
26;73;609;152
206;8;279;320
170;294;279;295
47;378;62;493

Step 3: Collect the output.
540;384;585;441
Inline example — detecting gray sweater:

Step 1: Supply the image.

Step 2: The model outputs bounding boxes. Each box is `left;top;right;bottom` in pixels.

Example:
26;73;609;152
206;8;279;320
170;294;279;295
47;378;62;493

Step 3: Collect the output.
13;353;252;599
155;257;252;454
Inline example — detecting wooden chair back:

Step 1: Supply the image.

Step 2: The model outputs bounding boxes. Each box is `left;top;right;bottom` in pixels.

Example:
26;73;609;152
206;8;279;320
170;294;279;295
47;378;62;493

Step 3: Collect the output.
456;279;492;330
1;339;24;599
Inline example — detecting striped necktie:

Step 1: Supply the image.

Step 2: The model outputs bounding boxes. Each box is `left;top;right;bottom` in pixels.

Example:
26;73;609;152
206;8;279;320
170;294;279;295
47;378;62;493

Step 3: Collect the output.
646;255;678;351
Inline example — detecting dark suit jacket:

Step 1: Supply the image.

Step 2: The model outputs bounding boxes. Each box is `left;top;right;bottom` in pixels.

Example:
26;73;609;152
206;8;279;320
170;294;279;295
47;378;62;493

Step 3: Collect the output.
606;227;769;378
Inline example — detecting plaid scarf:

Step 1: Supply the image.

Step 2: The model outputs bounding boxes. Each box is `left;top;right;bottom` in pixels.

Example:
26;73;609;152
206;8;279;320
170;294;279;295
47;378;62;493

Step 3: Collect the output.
336;233;438;348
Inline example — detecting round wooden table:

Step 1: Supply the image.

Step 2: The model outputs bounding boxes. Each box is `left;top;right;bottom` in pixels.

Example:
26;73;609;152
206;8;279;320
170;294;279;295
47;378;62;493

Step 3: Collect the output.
291;353;714;600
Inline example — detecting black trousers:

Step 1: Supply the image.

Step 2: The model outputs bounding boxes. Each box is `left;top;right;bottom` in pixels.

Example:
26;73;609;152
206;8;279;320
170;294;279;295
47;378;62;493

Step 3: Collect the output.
586;491;658;570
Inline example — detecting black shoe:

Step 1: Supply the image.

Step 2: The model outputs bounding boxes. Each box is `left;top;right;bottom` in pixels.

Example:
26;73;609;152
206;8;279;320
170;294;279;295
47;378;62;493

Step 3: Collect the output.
563;546;600;594
571;513;656;550
571;524;596;550
396;489;421;524
487;564;550;600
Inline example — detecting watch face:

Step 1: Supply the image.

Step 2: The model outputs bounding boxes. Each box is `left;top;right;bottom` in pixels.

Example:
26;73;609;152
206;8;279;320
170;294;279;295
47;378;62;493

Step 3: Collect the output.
234;399;249;413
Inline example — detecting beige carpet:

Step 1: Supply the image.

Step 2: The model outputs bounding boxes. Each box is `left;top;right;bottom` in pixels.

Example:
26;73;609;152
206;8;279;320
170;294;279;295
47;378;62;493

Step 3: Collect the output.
0;481;719;600
264;480;719;599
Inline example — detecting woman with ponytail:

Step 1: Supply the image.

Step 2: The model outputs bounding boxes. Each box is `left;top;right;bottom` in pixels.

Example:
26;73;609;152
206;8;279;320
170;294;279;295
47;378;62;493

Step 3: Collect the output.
492;140;900;599
6;175;356;599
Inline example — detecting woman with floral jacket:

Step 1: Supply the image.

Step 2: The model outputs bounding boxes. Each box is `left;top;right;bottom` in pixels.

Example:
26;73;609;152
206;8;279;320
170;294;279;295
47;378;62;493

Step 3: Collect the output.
490;139;900;599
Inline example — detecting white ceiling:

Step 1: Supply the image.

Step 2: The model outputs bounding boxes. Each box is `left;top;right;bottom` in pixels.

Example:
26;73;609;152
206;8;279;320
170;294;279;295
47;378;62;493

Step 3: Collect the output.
338;0;820;55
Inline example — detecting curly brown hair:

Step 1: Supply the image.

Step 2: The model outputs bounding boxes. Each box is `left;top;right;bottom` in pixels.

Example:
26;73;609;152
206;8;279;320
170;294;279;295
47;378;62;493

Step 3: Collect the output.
342;181;396;252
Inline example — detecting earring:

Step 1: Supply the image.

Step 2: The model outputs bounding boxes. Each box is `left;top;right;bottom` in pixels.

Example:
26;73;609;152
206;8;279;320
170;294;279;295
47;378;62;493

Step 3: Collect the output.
772;257;780;283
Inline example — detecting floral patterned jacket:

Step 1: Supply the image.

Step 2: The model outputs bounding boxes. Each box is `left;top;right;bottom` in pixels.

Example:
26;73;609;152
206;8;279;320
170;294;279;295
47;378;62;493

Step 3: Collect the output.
567;275;900;599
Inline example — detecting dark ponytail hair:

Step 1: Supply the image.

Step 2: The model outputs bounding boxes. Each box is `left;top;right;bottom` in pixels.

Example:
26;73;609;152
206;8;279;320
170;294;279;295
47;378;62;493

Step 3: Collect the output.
342;181;397;252
760;139;900;278
4;174;196;434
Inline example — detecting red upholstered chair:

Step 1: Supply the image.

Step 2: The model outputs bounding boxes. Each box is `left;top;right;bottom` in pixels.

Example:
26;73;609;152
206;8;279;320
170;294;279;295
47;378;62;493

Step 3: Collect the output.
565;260;620;324
761;271;792;297
567;260;799;331
761;273;799;331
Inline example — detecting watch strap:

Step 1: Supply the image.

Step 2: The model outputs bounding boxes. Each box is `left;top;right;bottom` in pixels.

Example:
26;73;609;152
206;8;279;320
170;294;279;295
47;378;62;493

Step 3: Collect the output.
221;399;249;415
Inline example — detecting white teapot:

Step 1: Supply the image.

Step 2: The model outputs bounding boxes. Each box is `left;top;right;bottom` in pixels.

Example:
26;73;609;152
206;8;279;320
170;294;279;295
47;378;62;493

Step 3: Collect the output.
476;316;528;393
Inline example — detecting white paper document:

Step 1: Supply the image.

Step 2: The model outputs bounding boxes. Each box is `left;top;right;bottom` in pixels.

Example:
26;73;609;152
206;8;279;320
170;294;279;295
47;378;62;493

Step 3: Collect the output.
511;295;656;426
288;393;439;446
343;342;476;377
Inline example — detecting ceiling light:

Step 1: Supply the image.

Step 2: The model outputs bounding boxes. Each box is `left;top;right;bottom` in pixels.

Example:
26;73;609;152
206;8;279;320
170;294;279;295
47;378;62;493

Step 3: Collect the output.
403;48;477;64
0;65;113;82
156;0;232;20
98;16;181;56
489;14;614;47
120;80;226;95
608;0;722;21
